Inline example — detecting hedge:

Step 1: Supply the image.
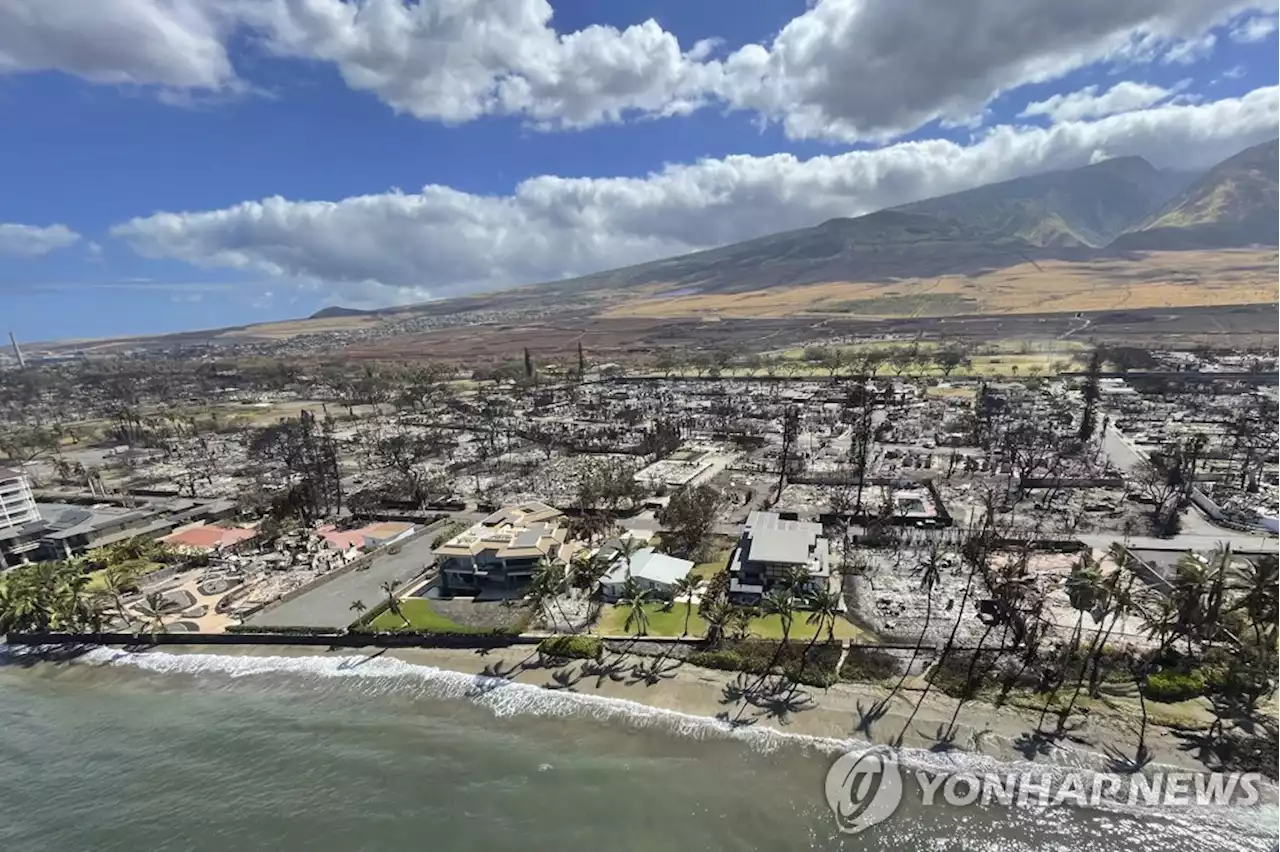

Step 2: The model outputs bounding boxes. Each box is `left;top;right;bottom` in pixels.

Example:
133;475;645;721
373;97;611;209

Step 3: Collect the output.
688;640;841;688
1143;669;1207;703
838;647;901;683
538;635;603;660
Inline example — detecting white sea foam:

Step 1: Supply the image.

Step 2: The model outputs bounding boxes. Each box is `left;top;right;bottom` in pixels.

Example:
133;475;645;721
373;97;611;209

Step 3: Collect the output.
54;645;1227;780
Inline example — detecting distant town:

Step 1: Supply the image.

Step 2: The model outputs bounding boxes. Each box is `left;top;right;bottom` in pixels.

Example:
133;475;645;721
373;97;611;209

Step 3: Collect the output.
0;333;1276;772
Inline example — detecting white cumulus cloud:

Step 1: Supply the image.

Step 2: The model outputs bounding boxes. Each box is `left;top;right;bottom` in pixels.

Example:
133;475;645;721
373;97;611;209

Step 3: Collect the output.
0;223;82;257
1;0;1275;141
0;0;236;88
109;87;1280;308
1019;81;1181;121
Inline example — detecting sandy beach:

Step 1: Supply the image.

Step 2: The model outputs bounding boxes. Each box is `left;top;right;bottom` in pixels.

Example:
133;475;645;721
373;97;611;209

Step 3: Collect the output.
112;641;1242;776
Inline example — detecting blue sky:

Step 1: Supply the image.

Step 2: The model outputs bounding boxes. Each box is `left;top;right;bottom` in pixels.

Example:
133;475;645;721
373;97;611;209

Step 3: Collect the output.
0;0;1276;342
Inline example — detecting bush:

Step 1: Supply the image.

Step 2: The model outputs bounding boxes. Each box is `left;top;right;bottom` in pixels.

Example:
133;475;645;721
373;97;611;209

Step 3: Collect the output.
539;635;602;660
1143;669;1207;703
687;649;744;671
839;647;901;683
687;640;841;688
927;650;1007;699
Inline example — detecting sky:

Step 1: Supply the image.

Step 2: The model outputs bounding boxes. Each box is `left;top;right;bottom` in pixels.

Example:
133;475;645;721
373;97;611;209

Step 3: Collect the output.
0;0;1277;342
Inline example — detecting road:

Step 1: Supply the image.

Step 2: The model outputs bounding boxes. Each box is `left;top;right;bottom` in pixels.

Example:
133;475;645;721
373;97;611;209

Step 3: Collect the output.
1101;423;1147;473
1079;532;1277;555
248;521;445;629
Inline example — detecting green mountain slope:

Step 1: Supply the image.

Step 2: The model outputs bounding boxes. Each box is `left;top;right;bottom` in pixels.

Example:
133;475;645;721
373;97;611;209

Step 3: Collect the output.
893;156;1188;247
1110;139;1278;250
529;210;1052;299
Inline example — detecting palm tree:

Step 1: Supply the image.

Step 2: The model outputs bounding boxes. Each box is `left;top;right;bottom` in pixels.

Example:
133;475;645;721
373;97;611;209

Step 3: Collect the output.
1038;551;1104;733
620;577;651;637
899;528;992;742
348;599;366;623
1059;557;1131;731
671;576;698;636
884;544;944;707
1229;554;1278;645
380;580;409;629
756;587;795;689
100;565;133;628
703;599;732;647
788;587;843;696
532;557;575;632
138;591;170;635
806;587;843;644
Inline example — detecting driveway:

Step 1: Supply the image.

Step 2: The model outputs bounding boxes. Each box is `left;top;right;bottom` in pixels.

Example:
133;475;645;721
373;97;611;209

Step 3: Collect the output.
248;522;444;628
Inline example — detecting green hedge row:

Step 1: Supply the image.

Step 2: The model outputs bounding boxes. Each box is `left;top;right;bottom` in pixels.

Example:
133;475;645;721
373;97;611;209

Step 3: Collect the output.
538;635;603;660
838;647;902;683
1143;669;1207;703
688;640;841;688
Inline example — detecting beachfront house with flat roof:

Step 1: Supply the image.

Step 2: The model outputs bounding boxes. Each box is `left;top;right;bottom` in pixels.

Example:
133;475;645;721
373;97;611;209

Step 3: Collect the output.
598;547;694;601
727;511;831;604
434;502;574;596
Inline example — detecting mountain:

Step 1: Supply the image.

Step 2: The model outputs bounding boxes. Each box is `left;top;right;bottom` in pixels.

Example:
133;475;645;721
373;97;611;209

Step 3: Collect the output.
1110;139;1279;250
893;156;1189;247
528;209;1055;301
310;305;371;319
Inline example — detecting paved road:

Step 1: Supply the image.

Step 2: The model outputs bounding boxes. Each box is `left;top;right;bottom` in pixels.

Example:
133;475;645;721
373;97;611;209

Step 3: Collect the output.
1101;423;1147;473
1079;532;1277;554
248;521;445;628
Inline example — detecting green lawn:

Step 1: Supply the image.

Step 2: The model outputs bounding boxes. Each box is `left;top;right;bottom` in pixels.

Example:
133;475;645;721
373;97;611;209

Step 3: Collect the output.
85;559;161;594
597;601;863;641
368;598;490;633
598;601;706;637
748;613;862;641
690;548;732;581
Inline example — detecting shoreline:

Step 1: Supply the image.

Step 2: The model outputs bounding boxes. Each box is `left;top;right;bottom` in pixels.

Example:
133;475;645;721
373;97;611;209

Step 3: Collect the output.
46;640;1258;777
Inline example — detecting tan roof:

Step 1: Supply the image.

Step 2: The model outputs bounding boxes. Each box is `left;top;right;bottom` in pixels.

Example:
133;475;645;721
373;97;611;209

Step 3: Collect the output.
436;504;567;560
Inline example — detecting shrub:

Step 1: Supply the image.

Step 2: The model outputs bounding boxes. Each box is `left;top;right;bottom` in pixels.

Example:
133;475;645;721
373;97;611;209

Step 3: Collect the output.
687;640;841;688
1143;669;1207;703
539;635;602;660
926;650;1008;699
839;647;901;683
687;649;744;671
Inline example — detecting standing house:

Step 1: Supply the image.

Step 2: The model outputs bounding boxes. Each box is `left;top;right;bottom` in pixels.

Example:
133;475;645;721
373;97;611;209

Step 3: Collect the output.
434;502;573;596
598;547;694;601
727;511;831;604
0;466;42;568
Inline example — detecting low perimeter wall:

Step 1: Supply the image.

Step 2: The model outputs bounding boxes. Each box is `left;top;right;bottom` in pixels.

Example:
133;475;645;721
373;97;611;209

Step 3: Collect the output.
6;630;541;650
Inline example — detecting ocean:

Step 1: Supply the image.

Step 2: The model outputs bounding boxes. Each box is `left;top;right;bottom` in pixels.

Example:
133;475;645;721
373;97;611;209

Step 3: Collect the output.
0;646;1274;852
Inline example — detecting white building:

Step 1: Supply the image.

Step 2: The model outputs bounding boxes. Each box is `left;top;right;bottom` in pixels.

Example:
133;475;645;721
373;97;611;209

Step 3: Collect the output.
0;467;38;531
727;511;831;604
435;502;575;596
0;466;41;568
598;547;694;601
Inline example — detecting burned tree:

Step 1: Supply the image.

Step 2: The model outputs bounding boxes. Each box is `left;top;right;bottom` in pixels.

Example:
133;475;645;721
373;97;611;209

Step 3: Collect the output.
248;410;344;524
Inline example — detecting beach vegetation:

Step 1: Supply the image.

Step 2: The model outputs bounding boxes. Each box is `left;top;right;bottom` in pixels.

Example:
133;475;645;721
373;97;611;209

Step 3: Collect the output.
539;635;602;660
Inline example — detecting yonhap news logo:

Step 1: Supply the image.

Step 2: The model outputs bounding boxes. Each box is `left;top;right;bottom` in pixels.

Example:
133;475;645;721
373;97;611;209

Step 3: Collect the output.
824;747;904;834
824;748;1264;834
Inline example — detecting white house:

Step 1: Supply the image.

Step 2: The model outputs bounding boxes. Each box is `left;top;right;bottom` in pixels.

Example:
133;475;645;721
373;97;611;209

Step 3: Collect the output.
599;547;694;601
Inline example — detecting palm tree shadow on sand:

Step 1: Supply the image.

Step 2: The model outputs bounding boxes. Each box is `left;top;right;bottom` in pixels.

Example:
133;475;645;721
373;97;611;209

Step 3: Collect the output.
1102;741;1154;773
543;666;583;692
853;698;891;738
628;655;682;685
